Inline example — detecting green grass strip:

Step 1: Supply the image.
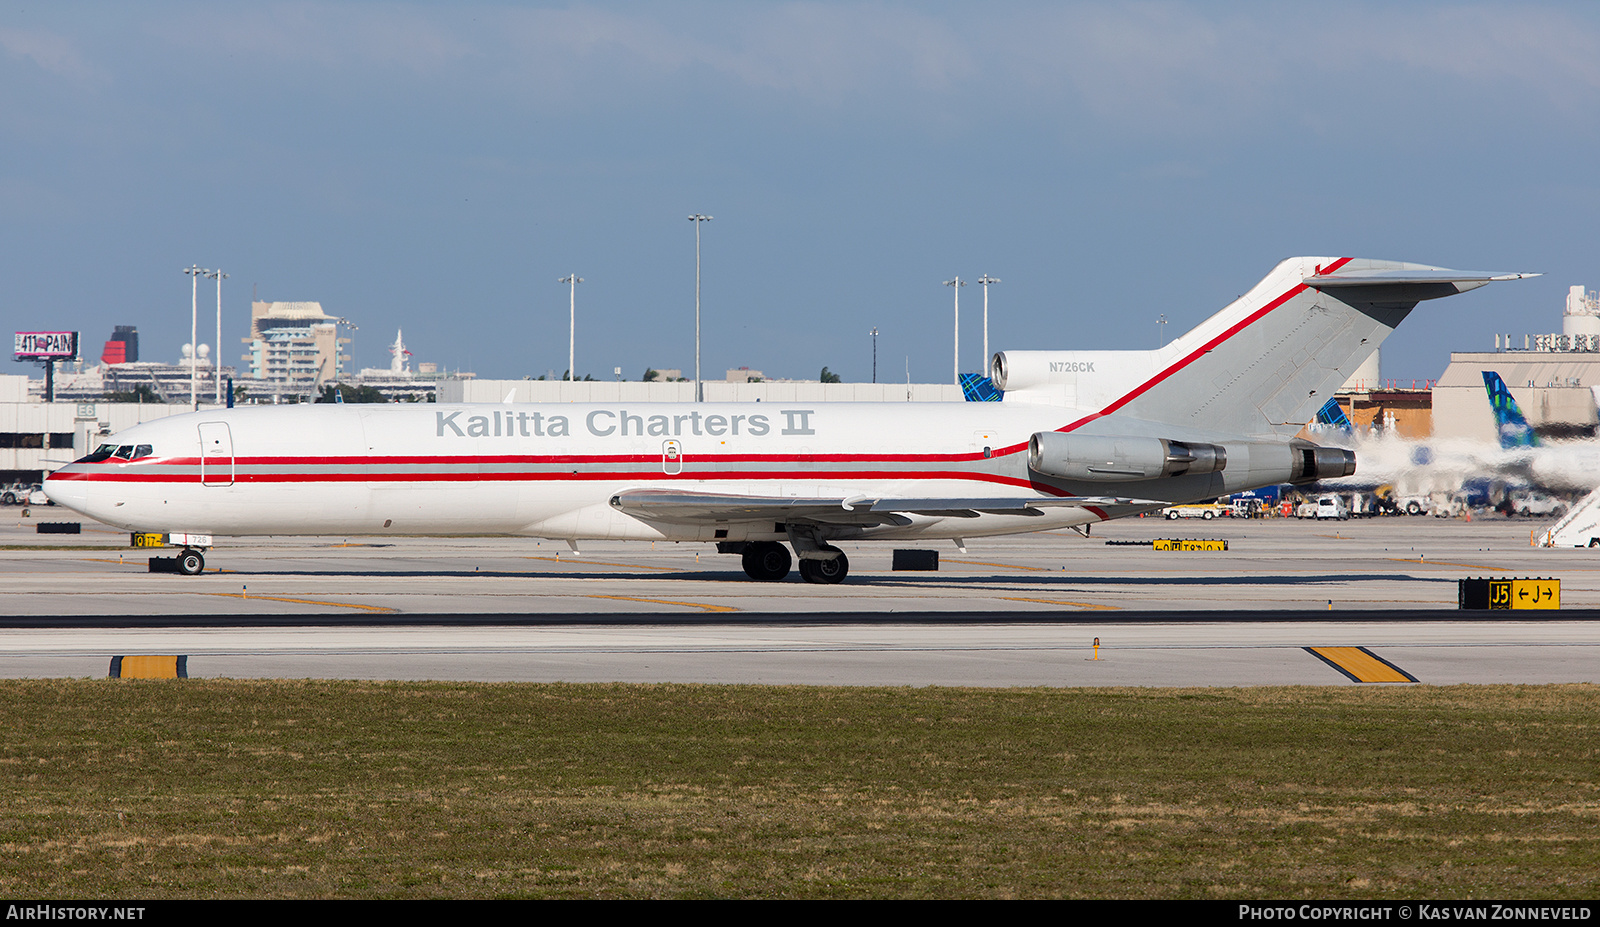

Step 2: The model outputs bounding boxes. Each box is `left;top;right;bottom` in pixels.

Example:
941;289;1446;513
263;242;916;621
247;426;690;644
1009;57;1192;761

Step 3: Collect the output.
1;680;1596;899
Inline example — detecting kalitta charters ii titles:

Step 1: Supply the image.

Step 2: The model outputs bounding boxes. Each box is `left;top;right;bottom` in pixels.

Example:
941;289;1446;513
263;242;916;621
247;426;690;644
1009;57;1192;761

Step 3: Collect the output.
435;408;820;439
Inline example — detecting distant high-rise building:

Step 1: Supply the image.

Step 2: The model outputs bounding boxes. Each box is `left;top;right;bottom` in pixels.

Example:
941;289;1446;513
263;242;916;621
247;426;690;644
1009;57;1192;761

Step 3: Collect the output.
242;301;350;391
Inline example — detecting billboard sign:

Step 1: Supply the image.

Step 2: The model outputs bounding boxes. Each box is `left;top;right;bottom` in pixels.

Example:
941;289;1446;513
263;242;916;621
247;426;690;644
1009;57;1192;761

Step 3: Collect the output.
15;332;79;360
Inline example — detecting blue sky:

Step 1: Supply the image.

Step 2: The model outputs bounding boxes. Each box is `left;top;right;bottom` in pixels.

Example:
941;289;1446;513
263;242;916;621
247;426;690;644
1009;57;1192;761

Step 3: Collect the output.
5;2;1599;384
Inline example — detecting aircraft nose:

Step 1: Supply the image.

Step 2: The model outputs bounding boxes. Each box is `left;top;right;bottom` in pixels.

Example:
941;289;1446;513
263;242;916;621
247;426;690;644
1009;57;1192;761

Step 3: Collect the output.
40;471;89;515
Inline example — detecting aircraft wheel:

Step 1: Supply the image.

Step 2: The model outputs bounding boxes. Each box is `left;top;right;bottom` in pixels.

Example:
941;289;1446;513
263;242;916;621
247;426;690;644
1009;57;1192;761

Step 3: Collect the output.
177;549;205;576
741;542;792;581
798;548;849;584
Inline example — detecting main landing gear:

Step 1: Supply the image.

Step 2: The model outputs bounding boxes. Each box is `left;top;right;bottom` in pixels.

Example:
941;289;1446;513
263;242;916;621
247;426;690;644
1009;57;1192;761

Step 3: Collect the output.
798;547;849;584
738;541;849;584
741;542;792;581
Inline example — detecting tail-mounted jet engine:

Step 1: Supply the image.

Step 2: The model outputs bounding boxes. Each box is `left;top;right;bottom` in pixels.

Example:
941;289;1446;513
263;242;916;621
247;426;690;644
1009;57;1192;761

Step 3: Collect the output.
1028;432;1227;482
1288;440;1357;483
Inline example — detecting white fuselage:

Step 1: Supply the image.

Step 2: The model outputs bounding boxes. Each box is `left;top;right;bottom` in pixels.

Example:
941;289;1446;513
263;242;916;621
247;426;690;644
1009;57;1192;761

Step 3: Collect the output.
44;400;1244;542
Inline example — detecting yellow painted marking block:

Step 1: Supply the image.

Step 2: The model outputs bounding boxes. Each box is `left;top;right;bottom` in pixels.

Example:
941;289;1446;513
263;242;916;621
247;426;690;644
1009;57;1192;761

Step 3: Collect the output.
111;655;186;679
1307;647;1414;683
1153;539;1228;551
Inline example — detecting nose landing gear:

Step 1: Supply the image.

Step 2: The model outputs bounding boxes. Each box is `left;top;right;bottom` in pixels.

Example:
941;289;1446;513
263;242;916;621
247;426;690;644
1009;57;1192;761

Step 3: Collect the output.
148;548;206;575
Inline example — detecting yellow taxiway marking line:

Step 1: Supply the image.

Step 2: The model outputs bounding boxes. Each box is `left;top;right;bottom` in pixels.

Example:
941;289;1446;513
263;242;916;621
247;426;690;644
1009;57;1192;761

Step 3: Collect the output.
84;558;230;573
945;559;1050;572
999;596;1121;610
1306;646;1415;683
1387;558;1509;572
586;594;737;613
526;556;677;571
203;592;397;613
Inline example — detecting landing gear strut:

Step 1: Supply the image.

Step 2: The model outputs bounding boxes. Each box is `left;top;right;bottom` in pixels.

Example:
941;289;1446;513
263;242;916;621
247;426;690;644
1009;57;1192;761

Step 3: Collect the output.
798;546;849;584
741;542;792;581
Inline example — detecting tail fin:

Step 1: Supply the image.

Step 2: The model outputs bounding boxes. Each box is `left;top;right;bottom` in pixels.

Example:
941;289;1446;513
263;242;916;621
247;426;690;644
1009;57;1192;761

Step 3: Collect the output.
994;258;1534;438
959;373;1003;402
1312;397;1354;436
1483;371;1539;449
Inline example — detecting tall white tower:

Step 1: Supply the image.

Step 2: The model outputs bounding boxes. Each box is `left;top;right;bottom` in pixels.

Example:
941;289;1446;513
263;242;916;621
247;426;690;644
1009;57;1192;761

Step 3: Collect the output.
1564;285;1600;338
389;329;412;376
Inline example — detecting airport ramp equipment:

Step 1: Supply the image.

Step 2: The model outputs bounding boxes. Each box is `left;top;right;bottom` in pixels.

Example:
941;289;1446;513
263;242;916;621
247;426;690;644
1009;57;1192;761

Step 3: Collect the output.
1537;486;1600;547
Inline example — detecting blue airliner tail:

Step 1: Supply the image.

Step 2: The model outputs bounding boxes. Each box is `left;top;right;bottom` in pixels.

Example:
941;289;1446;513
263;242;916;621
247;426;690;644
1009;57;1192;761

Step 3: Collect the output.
1483;371;1538;449
1313;397;1353;435
959;373;1003;402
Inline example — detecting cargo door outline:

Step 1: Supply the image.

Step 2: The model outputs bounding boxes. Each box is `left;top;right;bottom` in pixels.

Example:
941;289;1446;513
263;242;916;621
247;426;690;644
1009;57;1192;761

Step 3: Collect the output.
198;422;234;486
662;440;684;475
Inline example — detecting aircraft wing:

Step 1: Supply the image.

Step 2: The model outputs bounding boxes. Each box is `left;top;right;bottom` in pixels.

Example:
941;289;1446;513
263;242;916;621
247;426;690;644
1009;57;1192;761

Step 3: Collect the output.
608;489;1166;526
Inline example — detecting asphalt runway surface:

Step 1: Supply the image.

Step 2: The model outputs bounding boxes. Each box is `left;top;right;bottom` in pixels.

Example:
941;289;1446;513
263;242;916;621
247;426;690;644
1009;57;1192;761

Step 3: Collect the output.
3;510;1598;686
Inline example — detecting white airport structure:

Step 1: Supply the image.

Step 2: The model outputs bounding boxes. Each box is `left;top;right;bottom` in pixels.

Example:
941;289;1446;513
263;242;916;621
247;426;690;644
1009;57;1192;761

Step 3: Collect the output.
1434;285;1600;444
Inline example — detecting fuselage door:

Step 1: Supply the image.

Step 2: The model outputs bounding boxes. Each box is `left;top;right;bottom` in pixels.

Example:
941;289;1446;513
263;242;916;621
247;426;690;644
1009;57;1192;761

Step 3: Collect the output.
198;422;234;487
662;440;684;475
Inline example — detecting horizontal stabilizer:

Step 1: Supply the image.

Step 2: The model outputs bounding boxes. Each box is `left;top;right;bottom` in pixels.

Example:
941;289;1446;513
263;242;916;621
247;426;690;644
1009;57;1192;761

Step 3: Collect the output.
1305;268;1538;287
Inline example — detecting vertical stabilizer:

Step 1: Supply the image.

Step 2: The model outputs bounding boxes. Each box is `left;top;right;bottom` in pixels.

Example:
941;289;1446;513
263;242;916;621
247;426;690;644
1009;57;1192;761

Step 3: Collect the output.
1483;371;1539;449
1006;258;1527;438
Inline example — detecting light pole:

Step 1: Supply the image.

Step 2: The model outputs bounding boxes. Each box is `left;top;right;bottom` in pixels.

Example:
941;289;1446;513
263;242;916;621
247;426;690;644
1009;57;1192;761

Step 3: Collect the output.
688;214;712;401
870;327;879;383
559;274;583;380
977;274;1000;377
206;268;228;404
943;277;965;385
183;265;208;410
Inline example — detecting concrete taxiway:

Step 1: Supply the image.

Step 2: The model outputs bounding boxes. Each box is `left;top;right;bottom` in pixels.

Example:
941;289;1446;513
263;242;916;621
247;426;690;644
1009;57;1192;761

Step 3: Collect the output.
2;512;1597;686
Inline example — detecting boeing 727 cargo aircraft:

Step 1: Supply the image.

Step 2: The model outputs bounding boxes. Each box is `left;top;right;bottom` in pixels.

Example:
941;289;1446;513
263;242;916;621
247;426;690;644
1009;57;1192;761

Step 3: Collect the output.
44;257;1530;582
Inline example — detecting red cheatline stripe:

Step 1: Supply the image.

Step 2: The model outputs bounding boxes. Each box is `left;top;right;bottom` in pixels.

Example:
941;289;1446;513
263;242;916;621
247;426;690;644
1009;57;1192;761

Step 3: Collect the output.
1057;257;1349;434
88;449;1018;468
49;467;1075;495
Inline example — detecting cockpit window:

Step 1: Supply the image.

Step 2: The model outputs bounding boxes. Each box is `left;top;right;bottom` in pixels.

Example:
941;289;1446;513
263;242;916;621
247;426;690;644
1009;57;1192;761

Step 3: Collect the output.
74;443;155;464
